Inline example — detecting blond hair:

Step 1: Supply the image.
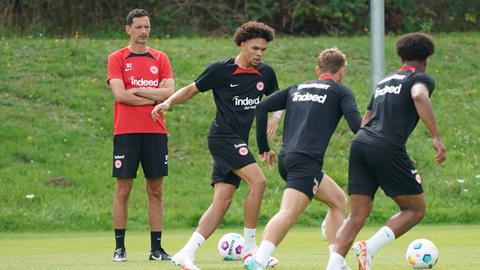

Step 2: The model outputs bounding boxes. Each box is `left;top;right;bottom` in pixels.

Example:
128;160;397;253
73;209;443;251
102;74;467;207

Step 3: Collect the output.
317;48;347;74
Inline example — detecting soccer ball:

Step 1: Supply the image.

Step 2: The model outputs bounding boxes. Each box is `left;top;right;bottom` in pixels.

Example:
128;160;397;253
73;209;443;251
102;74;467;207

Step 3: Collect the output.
217;232;245;261
406;239;439;269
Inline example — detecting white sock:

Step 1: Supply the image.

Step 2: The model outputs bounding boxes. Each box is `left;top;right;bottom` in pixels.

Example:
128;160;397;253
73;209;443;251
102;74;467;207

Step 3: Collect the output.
328;244;335;254
326;251;346;270
179;231;205;255
244;227;257;252
254;240;276;268
365;226;395;254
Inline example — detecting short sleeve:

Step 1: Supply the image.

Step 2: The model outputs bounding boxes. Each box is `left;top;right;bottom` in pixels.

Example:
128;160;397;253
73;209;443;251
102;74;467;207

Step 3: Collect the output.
158;53;174;80
194;62;221;92
107;53;123;84
411;73;435;96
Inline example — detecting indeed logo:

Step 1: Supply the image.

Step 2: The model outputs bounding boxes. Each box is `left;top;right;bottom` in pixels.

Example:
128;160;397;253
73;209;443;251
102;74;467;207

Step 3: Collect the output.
292;92;327;103
374;84;402;98
233;96;260;106
129;76;159;88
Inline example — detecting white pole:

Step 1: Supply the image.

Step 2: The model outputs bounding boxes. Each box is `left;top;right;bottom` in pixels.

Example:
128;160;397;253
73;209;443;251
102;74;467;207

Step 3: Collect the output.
370;0;385;92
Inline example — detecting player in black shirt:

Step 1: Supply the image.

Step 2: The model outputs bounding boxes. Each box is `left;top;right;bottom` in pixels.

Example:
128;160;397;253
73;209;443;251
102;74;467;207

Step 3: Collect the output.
151;21;281;270
244;48;360;270
328;33;447;270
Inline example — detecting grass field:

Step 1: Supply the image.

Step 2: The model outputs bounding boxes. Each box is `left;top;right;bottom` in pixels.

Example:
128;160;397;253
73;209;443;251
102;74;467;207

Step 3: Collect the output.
1;225;479;270
1;33;479;231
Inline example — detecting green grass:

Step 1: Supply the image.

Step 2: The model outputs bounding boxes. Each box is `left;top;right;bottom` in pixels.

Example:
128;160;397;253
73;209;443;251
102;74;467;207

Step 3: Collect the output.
1;226;479;269
1;33;480;231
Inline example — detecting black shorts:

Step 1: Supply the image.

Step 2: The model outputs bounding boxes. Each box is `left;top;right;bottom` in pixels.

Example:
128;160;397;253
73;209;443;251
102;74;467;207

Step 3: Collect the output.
278;152;324;200
112;133;168;179
348;141;423;199
208;137;256;188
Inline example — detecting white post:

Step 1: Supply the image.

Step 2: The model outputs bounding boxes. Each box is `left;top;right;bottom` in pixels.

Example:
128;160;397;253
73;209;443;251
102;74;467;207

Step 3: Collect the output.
370;0;385;92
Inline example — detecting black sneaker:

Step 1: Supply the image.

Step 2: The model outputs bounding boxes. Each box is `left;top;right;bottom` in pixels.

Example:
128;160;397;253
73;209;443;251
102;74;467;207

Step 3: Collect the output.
149;247;171;261
112;247;127;262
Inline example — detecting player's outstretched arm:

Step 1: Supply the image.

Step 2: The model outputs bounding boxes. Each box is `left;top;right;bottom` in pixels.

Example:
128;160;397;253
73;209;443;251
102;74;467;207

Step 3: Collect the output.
151;82;199;121
411;83;447;164
133;78;175;102
255;90;288;153
109;78;155;106
267;110;283;138
256;101;277;170
340;91;361;133
255;101;271;154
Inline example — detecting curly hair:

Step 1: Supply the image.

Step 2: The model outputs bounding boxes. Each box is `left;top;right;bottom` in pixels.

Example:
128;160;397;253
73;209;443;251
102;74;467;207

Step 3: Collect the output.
317;48;347;74
233;21;275;46
396;32;435;61
126;9;150;26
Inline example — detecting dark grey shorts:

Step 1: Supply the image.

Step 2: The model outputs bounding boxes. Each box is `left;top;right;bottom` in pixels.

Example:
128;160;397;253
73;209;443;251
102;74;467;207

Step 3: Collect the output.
348;141;423;199
112;133;168;179
208;137;256;188
278;152;324;200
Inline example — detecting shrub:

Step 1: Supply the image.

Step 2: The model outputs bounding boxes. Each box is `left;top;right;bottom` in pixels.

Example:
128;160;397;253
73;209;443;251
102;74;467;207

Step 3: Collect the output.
0;1;478;37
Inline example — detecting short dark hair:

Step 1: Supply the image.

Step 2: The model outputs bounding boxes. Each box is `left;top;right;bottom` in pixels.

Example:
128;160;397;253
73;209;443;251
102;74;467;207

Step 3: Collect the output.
233;21;275;46
396;32;435;61
318;48;347;74
126;9;150;26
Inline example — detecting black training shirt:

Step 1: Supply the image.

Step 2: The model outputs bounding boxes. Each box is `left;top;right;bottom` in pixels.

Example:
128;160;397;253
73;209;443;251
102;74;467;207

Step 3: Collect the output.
195;58;278;141
355;66;435;151
256;75;361;163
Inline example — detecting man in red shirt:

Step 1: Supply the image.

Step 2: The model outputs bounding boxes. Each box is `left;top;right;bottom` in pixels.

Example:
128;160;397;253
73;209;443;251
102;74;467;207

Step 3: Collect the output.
107;8;174;262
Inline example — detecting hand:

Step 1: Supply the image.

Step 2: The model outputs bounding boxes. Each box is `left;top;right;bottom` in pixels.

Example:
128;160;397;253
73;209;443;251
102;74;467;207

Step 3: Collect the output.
151;102;171;121
267;116;280;139
259;150;276;170
432;137;446;164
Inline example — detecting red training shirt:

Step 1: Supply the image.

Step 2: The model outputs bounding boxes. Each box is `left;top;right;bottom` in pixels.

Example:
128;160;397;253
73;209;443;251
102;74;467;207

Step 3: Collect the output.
107;47;173;135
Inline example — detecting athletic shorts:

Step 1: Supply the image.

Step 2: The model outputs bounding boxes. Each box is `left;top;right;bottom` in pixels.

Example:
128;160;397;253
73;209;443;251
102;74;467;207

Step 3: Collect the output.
112;133;168;179
348;141;423;199
208;137;256;188
278;152;324;200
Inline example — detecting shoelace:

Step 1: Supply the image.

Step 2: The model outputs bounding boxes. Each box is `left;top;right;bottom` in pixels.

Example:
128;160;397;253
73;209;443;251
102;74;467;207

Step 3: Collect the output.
357;243;367;270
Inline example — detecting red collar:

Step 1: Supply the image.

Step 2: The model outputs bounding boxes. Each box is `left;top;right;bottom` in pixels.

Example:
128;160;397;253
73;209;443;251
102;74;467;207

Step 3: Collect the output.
399;65;416;73
319;73;337;82
232;66;262;76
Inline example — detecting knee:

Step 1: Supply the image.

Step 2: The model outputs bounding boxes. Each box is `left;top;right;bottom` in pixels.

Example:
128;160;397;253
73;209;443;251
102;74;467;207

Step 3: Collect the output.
330;193;348;213
147;188;163;199
213;194;233;210
348;212;368;228
413;206;426;223
415;211;425;224
400;202;426;223
249;176;266;193
147;186;163;199
116;185;132;199
278;209;300;225
339;193;348;211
